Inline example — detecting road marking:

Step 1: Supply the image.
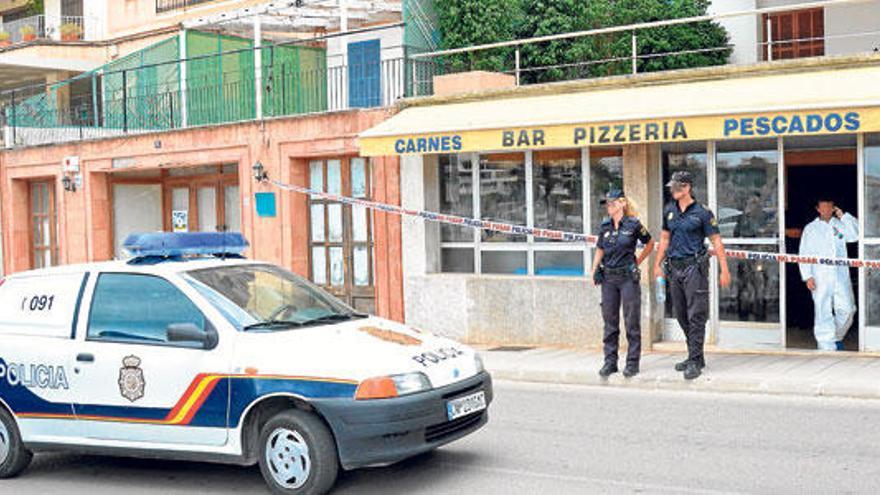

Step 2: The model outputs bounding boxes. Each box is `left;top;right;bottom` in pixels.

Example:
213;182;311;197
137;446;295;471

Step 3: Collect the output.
436;460;743;494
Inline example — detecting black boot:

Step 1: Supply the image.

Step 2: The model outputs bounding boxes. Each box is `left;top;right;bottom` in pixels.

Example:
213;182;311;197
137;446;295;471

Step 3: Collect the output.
675;358;705;372
599;362;618;377
683;361;702;380
622;364;639;378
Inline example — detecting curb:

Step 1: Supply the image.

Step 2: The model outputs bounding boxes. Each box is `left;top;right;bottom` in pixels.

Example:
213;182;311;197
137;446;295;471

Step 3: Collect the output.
487;367;880;400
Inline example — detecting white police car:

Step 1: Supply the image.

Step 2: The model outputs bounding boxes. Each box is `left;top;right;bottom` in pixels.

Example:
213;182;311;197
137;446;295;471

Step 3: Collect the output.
0;233;492;494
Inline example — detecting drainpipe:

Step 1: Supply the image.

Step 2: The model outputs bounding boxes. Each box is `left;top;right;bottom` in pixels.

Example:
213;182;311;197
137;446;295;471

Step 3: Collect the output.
254;16;262;120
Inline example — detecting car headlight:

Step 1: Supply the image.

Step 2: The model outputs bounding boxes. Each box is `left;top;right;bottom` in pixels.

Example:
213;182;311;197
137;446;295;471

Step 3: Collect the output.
474;353;485;373
355;372;432;400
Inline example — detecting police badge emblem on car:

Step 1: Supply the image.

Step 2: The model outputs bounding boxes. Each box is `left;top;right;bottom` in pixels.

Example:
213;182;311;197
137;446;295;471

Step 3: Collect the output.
118;355;146;403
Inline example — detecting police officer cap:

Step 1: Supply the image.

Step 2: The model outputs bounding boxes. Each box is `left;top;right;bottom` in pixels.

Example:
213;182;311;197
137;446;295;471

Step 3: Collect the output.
666;170;694;188
599;189;625;204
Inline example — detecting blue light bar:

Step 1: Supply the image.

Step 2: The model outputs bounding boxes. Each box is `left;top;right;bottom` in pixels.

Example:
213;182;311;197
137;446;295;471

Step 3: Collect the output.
123;232;249;259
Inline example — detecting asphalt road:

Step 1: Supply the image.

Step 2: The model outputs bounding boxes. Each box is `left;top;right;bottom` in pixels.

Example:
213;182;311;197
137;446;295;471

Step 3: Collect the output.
5;381;880;494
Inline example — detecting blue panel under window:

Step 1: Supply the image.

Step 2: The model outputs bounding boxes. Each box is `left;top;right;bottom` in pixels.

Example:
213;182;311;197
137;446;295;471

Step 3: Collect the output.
348;39;381;108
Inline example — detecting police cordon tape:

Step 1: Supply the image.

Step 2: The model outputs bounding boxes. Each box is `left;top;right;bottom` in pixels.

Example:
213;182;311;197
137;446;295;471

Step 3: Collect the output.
268;179;880;271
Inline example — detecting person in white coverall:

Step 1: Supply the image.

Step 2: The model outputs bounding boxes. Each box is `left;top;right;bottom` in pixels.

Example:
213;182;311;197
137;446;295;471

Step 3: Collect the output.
798;199;859;351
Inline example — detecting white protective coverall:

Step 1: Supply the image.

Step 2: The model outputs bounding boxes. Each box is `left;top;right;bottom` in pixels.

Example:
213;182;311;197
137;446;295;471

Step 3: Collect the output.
798;212;859;350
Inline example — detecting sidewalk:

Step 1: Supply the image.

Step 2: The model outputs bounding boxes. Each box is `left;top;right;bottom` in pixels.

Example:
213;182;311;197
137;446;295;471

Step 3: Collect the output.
478;346;880;400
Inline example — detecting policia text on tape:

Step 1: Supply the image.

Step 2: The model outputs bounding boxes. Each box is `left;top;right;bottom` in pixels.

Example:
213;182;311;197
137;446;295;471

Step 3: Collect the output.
267;180;880;271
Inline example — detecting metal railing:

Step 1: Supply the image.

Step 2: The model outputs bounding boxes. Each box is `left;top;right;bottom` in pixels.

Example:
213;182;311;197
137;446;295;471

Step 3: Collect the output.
0;55;413;148
156;0;217;14
408;0;880;96
0;14;45;44
0;14;92;45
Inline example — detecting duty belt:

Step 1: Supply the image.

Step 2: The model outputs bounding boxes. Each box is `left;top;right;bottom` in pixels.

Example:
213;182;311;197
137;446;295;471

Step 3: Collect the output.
603;265;634;276
667;254;707;270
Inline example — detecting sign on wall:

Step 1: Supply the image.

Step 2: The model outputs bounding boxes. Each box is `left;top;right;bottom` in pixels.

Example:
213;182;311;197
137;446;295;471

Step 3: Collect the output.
171;211;188;232
359;106;880;156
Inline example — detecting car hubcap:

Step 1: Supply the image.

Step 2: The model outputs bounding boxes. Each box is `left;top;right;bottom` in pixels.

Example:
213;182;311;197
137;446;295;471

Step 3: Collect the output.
265;428;311;489
0;421;9;465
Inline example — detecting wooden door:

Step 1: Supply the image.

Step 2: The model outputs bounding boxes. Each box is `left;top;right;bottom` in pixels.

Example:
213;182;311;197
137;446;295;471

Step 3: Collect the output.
30;181;58;269
308;157;376;313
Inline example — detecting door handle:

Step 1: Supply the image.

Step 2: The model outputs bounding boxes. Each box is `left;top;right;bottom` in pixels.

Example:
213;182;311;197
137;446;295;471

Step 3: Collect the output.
76;353;95;363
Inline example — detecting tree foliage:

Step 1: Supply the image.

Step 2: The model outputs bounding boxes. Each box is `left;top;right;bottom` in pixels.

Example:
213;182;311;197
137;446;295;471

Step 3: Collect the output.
434;0;522;73
435;0;731;83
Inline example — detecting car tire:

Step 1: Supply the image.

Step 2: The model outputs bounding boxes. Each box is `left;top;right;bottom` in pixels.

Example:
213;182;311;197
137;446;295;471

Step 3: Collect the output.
0;407;32;479
257;409;338;495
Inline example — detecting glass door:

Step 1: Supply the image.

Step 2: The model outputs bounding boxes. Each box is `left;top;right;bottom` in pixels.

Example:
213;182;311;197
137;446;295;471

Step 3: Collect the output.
713;139;784;349
30;181;58;269
308;158;376;313
163;165;239;233
863;134;880;349
660;142;710;342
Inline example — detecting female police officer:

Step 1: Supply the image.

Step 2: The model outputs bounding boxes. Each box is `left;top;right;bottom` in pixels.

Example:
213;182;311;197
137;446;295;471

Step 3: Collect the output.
591;190;655;378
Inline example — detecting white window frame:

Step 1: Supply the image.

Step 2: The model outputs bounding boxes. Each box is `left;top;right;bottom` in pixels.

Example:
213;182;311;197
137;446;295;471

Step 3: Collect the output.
438;147;594;277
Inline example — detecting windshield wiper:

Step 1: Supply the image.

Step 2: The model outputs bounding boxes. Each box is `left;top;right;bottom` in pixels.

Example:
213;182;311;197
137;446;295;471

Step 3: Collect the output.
243;312;368;332
242;320;305;331
295;312;369;327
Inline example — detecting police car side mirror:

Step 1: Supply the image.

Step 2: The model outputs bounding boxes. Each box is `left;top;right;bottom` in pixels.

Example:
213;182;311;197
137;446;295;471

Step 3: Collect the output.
167;323;218;350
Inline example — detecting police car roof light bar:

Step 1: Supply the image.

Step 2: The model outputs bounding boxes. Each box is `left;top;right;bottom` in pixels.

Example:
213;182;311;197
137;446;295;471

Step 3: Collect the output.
123;232;249;261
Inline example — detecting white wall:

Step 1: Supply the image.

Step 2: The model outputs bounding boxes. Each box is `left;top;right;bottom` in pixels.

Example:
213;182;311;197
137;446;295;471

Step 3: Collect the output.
82;0;107;40
44;0;61;40
326;26;406;110
112;184;163;258
757;0;880;56
825;2;880;55
708;0;759;65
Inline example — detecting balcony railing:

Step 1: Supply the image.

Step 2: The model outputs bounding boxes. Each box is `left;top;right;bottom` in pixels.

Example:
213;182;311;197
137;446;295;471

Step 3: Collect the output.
0;54;422;148
0;14;91;46
156;0;216;14
408;0;880;96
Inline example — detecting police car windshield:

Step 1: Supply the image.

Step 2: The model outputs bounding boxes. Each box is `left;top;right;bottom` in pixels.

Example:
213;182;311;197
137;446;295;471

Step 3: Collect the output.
185;264;360;331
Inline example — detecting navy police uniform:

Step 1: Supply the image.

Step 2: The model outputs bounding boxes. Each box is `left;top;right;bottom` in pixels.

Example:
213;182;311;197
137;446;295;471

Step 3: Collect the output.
662;199;720;368
597;214;652;369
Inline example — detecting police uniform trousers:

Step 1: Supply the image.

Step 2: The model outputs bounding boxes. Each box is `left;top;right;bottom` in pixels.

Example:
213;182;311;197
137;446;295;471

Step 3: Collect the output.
668;258;710;366
601;272;641;366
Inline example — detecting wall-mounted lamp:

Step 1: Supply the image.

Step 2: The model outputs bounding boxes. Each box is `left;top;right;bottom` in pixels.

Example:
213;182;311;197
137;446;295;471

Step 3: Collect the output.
252;161;268;182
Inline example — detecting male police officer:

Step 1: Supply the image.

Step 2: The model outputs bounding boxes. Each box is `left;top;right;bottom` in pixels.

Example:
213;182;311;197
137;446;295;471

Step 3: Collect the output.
798;198;859;351
653;171;731;380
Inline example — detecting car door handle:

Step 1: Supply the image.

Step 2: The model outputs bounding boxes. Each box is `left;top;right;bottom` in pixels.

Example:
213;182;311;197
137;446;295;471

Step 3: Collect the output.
76;353;95;363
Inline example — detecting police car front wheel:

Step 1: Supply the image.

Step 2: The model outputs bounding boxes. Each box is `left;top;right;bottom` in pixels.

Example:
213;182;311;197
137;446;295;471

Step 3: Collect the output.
258;410;338;495
0;408;32;479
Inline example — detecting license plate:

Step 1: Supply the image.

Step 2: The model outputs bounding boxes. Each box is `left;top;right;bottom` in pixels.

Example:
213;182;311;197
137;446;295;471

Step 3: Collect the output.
446;391;487;421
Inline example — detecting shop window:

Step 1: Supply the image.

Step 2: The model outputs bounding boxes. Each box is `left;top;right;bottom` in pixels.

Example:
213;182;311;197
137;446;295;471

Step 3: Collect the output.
718;244;781;323
716;139;779;240
589;149;623;234
762;8;825;61
480;152;527;243
534;150;584;241
865;135;880;238
439;154;474;243
866;135;880;329
436;150;593;277
868;246;880;328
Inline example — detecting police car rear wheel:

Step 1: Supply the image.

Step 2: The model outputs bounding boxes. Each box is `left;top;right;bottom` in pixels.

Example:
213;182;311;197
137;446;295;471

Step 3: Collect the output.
0;408;32;479
258;410;338;495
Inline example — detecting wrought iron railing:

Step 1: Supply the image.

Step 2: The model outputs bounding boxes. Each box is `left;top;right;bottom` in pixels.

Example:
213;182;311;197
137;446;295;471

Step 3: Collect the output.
156;0;216;14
